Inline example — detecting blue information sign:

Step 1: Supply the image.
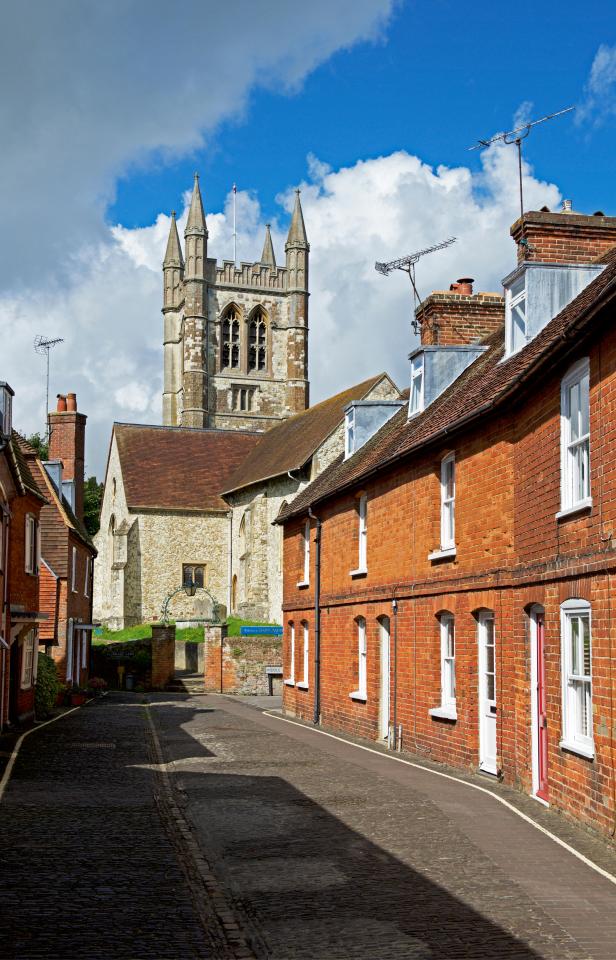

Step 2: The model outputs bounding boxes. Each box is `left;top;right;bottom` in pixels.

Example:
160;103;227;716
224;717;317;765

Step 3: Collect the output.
240;626;283;637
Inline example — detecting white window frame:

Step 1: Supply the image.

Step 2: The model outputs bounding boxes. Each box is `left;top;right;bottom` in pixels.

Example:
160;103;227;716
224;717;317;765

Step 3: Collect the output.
409;354;424;417
429;613;456;720
351;494;368;575
25;513;39;575
440;454;455;550
559;358;591;516
298;621;309;689
284;622;295;686
81;629;88;669
297;519;310;587
350;616;367;701
560;599;594;758
20;630;36;689
84;555;90;597
505;273;527;357
345;407;356;459
71;545;77;593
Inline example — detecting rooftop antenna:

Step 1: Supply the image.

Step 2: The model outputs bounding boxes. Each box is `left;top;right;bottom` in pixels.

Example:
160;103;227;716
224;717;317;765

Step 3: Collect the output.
232;183;237;266
470;106;575;220
375;238;457;335
34;335;63;445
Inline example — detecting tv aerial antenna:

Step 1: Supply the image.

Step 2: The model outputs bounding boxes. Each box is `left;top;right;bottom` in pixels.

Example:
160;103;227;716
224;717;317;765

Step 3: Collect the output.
469;106;575;220
375;238;457;335
34;335;64;444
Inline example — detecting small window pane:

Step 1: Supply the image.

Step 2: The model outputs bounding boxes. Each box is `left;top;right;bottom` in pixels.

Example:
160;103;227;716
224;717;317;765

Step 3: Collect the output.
571;617;580;674
487;673;495;701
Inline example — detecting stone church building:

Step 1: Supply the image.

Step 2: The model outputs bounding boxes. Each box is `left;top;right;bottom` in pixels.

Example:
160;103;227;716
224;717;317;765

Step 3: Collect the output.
93;176;401;628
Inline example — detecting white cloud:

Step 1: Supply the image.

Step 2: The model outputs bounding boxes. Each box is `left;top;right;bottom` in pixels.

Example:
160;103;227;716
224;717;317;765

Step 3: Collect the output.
3;143;561;477
577;44;616;126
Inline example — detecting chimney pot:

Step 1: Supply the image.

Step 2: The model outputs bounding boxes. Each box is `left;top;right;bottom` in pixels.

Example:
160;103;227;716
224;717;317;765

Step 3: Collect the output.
66;392;77;412
56;394;67;412
449;277;474;296
562;199;573;212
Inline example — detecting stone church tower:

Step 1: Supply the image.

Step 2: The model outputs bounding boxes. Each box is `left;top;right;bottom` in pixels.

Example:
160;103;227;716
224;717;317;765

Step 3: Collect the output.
162;175;309;431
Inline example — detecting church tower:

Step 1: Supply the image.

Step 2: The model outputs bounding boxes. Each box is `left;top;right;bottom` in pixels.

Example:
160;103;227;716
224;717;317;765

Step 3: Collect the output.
162;176;309;431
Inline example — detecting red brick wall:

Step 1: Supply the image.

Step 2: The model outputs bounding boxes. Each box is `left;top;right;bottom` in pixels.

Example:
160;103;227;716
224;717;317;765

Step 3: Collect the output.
281;315;616;839
48;407;86;521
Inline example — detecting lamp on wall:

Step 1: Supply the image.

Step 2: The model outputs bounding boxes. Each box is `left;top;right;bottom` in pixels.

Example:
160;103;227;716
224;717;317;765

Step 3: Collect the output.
0;383;14;450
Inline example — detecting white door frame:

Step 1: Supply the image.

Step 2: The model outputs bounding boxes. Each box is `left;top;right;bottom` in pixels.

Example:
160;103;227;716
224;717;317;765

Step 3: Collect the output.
379;617;390;740
478;611;497;775
529;605;549;804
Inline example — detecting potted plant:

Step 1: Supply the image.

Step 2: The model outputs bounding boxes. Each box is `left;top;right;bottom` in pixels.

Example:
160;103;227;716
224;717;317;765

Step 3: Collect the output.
69;687;88;707
86;676;108;696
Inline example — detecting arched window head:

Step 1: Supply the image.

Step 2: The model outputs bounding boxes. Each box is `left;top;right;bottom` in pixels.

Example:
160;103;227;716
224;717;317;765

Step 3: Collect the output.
248;308;267;372
222;306;241;369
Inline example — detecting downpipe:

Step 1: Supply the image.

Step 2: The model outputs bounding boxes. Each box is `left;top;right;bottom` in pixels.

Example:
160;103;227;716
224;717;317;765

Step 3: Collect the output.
308;507;322;725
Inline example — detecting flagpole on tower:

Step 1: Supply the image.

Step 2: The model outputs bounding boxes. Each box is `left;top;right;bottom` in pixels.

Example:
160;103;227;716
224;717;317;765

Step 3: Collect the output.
232;183;237;266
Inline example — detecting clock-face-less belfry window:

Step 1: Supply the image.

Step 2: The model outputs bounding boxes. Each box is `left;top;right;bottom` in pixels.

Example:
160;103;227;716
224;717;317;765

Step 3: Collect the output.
248;309;267;372
222;307;241;369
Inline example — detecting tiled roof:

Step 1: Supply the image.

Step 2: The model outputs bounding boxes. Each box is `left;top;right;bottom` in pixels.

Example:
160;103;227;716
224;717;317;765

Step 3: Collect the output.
222;374;395;496
278;248;616;523
114;423;262;511
9;434;48;503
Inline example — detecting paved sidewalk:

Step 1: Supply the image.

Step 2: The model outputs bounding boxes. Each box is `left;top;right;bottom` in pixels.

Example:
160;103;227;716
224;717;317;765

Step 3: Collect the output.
151;692;616;960
0;695;216;960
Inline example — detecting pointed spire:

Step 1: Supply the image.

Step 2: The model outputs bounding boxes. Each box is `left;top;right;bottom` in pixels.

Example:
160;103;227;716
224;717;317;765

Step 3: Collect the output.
163;210;184;268
185;172;207;237
285;189;309;248
260;224;276;267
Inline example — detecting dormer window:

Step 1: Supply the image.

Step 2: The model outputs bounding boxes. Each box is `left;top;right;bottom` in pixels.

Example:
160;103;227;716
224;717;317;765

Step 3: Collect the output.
345;408;355;459
409;355;424;416
503;262;604;359
506;274;527;355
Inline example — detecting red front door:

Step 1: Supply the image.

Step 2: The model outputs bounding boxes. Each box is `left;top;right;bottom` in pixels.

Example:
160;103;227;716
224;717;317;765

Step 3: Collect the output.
536;615;549;801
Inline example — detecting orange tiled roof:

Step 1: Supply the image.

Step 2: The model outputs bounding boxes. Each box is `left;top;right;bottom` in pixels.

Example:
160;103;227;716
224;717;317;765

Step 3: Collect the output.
222;374;396;496
114;423;262;512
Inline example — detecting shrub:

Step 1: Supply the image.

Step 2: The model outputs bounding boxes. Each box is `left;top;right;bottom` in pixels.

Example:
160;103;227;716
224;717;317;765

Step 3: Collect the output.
35;654;60;718
87;676;107;691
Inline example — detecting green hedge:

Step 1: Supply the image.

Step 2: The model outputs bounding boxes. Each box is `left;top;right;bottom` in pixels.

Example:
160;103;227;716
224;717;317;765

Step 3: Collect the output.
35;653;60;718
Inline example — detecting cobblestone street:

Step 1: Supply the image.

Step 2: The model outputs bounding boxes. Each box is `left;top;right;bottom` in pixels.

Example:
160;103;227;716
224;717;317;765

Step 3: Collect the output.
2;692;616;959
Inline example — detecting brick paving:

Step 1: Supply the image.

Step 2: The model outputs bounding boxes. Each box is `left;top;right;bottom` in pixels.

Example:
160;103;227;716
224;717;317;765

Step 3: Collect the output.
0;695;219;959
152;693;616;960
2;692;616;959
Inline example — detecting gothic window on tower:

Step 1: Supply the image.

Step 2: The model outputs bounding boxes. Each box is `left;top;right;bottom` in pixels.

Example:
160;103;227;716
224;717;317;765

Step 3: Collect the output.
248;309;267;372
221;307;241;369
232;386;256;412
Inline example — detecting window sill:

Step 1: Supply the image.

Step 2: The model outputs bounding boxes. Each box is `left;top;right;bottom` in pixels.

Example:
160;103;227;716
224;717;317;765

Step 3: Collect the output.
296;580;309;589
428;546;456;562
556;499;592;521
296;681;309;690
349;690;367;702
559;739;595;760
429;706;457;721
349;567;368;578
283;679;295;687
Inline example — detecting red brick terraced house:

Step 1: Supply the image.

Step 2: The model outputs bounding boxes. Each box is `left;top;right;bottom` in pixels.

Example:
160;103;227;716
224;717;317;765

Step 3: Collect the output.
277;204;616;838
0;384;48;728
26;393;97;687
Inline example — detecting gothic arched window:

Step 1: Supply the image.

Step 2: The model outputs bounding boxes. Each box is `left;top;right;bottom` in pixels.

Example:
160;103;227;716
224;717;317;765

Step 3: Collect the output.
248;309;267;372
221;307;241;369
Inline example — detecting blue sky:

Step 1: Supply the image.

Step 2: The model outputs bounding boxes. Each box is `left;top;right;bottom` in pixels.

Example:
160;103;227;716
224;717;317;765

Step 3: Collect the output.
1;0;615;476
110;0;615;231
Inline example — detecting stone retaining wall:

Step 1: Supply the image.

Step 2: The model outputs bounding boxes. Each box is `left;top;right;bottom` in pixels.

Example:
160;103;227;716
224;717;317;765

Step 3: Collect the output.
204;629;282;696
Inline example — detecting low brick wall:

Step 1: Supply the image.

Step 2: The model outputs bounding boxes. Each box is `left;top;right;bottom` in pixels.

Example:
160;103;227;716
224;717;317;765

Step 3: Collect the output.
151;624;176;689
204;630;282;695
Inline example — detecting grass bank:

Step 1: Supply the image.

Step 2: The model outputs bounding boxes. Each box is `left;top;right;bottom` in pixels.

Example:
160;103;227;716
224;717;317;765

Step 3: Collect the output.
93;616;281;645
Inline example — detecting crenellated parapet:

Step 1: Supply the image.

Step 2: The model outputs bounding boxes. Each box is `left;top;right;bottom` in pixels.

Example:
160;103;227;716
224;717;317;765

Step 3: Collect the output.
216;261;288;291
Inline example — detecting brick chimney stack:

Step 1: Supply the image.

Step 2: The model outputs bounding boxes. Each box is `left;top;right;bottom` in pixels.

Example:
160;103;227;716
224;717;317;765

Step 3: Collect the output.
48;393;86;521
511;203;616;264
416;279;504;347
